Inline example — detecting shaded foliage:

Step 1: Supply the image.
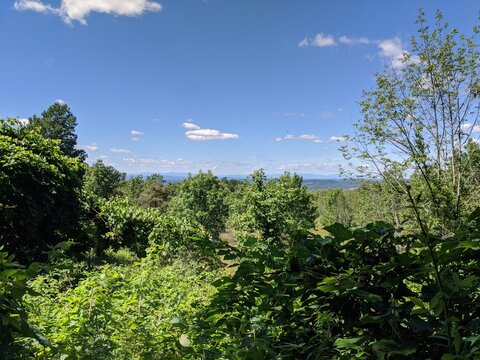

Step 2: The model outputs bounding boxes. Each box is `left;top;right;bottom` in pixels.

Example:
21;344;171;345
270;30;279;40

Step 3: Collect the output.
0;119;85;262
83;160;126;200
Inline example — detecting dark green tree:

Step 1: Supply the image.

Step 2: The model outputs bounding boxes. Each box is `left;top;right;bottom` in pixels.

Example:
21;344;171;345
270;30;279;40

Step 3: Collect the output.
0;119;85;262
117;175;145;200
28;102;86;160
136;174;171;210
83;160;126;200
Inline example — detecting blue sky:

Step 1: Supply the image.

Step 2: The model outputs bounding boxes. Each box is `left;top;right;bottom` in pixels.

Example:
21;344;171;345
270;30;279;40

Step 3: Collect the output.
1;0;479;175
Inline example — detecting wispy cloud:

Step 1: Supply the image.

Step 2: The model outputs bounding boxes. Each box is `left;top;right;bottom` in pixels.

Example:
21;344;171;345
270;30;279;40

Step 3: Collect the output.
131;130;144;135
14;0;162;25
299;33;336;48
182;121;200;130
299;33;417;70
131;137;141;141
329;136;347;142
283;112;306;118
377;37;406;69
275;160;341;174
114;156;343;176
276;134;324;143
339;35;370;45
14;0;52;13
183;121;239;141
319;111;334;119
110;148;131;154
82;143;98;152
55;98;66;105
461;123;480;133
276;134;347;143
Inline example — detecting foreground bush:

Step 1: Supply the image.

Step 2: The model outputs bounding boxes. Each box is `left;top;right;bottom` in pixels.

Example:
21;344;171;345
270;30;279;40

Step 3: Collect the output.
195;211;480;359
24;252;220;359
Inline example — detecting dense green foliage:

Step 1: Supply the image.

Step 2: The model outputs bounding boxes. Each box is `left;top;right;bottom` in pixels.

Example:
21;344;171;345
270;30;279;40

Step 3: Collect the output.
1;10;480;360
83;160;126;200
167;171;228;238
229;170;315;251
0;249;44;357
314;181;402;228
23;249;218;359
0;119;85;262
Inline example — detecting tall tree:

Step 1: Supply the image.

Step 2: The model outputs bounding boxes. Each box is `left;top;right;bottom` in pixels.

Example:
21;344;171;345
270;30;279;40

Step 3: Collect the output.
343;10;480;232
28;102;86;160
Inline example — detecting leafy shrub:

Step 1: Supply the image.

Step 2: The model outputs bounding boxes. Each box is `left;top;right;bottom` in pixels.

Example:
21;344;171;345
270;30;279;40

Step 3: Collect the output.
0;119;85;262
229;170;315;252
0;248;45;357
194;210;480;359
25;254;220;359
99;198;161;255
167;171;229;239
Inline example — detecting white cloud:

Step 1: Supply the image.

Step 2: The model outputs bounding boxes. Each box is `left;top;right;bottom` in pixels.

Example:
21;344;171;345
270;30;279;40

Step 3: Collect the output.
186;128;239;141
182;121;200;130
276;134;347;143
83;143;98;151
461;123;480;133
183;121;239;141
377;37;412;70
276;134;323;143
274;159;342;174
110;148;131;154
104;155;344;176
330;136;347;142
131;137;140;141
298;134;320;140
299;33;418;70
313;33;336;47
130;130;144;135
14;0;162;25
14;0;52;12
298;38;309;48
55;98;66;105
17;118;30;126
339;35;370;45
299;33;336;48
